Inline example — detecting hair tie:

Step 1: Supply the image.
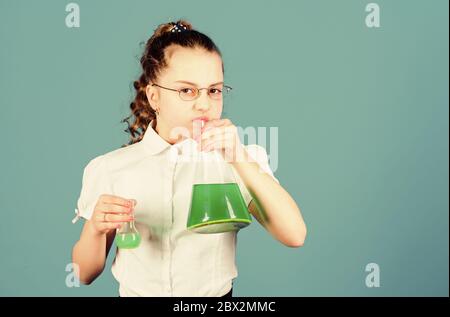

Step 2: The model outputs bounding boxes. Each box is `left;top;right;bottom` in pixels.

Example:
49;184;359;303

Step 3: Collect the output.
170;22;188;33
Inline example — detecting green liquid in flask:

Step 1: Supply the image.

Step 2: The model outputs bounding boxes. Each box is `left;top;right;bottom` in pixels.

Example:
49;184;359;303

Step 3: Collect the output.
115;232;141;249
187;183;252;233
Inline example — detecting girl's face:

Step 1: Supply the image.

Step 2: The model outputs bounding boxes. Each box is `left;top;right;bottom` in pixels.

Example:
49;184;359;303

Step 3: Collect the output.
146;46;224;144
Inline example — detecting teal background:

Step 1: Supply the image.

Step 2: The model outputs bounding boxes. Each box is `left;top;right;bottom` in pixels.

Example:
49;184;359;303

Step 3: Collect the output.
0;0;448;296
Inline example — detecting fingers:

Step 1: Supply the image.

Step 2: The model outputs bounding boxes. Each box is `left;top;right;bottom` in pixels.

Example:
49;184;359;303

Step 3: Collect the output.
90;214;125;234
199;131;237;151
201;119;231;134
100;194;136;208
90;196;138;235
92;209;134;234
201;126;236;141
97;202;133;214
99;221;123;231
99;213;134;223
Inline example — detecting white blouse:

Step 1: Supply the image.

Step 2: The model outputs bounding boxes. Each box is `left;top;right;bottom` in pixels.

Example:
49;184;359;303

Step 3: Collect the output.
73;120;279;297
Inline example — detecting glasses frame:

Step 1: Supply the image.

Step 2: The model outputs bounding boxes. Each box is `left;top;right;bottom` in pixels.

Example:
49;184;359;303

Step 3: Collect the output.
151;83;233;101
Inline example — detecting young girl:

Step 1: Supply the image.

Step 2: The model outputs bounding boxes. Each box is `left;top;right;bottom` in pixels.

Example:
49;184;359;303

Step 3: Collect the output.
72;20;307;297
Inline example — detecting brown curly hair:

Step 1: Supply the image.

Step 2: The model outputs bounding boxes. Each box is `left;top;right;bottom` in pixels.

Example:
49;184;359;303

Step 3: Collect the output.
120;20;224;147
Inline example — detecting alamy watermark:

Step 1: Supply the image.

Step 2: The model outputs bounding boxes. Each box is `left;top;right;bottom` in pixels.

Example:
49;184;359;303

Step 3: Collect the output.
65;3;80;28
365;262;381;288
166;124;279;174
365;3;381;28
65;263;80;288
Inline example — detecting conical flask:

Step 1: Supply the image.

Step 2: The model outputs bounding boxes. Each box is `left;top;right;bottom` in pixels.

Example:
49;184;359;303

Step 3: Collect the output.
115;200;141;249
187;120;252;234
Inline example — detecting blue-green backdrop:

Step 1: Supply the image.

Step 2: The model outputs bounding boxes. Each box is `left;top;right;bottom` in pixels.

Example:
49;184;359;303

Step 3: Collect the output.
0;0;448;296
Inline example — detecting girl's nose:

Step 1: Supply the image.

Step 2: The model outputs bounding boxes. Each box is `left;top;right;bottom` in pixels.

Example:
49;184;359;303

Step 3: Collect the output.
193;91;211;111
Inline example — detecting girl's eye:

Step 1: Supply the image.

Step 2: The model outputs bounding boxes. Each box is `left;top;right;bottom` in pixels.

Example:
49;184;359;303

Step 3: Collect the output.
180;88;195;94
209;88;222;94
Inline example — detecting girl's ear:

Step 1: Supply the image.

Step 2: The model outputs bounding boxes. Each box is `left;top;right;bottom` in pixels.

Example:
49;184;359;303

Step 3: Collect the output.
145;84;159;111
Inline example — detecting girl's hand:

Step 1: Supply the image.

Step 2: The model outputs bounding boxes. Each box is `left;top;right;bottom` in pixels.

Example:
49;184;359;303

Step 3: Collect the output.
88;194;136;236
194;118;246;163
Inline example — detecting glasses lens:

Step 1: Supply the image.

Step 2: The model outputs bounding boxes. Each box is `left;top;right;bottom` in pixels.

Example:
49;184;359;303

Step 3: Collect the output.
179;88;198;101
208;88;223;100
222;86;232;98
210;86;232;100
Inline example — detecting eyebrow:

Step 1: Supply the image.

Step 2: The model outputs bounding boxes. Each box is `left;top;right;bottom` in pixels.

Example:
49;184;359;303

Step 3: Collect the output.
174;80;224;87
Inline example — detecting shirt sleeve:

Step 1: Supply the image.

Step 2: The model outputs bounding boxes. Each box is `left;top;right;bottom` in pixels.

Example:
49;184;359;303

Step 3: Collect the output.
232;144;279;208
74;154;112;222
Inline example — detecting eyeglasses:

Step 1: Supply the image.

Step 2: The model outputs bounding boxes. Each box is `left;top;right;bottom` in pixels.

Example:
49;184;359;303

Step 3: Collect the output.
151;83;232;101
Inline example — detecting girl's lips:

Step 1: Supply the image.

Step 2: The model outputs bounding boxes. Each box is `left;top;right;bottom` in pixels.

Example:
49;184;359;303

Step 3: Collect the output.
192;117;209;122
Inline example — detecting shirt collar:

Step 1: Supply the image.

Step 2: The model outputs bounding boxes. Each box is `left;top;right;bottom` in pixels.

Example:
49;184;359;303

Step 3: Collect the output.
141;120;172;155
